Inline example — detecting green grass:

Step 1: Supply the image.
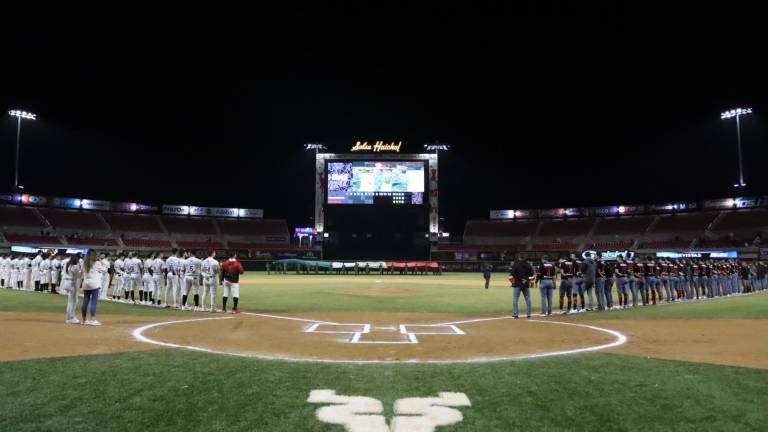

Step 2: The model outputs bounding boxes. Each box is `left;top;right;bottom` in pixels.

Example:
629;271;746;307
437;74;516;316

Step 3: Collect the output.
1;349;767;431
2;275;767;431
2;273;767;319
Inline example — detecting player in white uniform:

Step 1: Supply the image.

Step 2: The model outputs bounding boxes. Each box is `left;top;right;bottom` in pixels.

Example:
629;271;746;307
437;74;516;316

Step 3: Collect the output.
0;255;8;288
164;250;180;308
182;250;202;311
31;251;43;291
150;253;166;307
21;255;32;290
124;252;141;304
99;253;111;300
39;253;52;292
177;250;189;309
51;254;62;294
141;254;154;305
112;254;126;301
10;256;20;289
201;250;221;312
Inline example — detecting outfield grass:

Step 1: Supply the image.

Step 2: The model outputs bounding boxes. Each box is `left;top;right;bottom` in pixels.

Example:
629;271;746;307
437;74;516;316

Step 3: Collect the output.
1;349;767;431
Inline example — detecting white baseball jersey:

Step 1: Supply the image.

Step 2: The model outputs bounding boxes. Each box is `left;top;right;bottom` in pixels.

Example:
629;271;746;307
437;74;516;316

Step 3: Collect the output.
143;259;153;275
184;257;202;277
202;257;220;278
22;257;32;271
40;258;51;275
165;256;179;275
31;255;43;274
151;258;165;275
114;258;125;275
125;258;141;276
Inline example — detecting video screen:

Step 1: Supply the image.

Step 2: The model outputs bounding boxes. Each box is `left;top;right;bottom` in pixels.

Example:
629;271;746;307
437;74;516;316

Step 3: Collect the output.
327;161;425;205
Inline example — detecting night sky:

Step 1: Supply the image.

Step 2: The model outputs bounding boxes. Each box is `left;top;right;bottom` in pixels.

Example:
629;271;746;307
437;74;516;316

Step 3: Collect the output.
2;8;766;234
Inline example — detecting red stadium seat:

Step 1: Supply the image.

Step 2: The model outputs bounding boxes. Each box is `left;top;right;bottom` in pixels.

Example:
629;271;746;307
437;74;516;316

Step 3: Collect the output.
39;209;106;231
122;239;172;248
103;213;164;233
4;234;62;245
0;206;45;228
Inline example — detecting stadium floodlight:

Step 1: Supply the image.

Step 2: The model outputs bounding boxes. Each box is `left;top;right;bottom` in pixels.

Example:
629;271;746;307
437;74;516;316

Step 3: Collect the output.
720;107;752;190
423;142;450;153
8;109;37;192
304;143;327;153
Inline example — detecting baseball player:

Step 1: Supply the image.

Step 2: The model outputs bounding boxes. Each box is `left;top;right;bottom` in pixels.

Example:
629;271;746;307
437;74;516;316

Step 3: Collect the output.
614;255;629;309
51;254;62;294
123;252;139;303
150;253;165;307
0;255;8;288
570;253;584;313
557;256;574;314
39;252;51;293
31;250;43;291
141;253;154;305
165;249;180;308
99;253;111;300
536;255;555;316
182;250;202;311
221;252;244;314
112;253;126;301
201;250;221;312
21;254;32;290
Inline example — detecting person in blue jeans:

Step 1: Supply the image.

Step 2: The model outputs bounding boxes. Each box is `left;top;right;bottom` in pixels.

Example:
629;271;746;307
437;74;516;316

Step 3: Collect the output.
81;250;107;326
509;254;534;319
536;255;556;316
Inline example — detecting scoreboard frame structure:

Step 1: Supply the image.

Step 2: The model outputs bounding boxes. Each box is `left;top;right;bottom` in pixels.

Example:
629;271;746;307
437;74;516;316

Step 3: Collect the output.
314;152;440;242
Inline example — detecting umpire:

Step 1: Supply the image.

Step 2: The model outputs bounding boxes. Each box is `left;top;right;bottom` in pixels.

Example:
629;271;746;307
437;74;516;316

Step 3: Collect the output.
509;254;534;319
482;262;492;289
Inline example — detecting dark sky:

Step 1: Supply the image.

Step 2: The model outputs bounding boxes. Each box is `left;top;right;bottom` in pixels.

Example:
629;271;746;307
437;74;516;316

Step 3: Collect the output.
1;7;766;234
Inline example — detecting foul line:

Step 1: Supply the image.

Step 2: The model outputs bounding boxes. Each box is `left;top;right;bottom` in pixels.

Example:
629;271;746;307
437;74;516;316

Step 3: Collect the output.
131;315;628;364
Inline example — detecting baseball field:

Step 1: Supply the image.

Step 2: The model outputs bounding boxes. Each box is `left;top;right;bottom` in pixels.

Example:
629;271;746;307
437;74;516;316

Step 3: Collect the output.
2;272;767;431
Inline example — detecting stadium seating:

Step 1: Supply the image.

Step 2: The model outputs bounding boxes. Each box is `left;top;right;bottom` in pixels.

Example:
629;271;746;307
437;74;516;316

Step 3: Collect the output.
463;221;538;243
640;240;692;249
122;239;172;248
590;241;634;249
228;242;306;250
652;213;717;233
0;206;45;228
66;238;118;247
217;219;290;237
592;216;654;235
39;209;106;231
4;234;62;245
437;244;520;252
102;213;164;233
712;209;768;232
537;219;594;238
161;217;218;235
176;240;225;249
530;243;579;251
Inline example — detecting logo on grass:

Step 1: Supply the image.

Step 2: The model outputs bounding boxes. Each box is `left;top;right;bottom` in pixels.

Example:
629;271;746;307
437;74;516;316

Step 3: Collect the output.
307;389;471;432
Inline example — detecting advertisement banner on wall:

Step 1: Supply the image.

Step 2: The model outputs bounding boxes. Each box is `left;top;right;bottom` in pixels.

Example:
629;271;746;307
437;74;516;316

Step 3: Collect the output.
162;205;191;216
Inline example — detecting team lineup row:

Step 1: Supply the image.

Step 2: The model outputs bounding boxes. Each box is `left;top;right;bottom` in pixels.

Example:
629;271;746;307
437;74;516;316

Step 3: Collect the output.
0;249;246;314
524;254;767;317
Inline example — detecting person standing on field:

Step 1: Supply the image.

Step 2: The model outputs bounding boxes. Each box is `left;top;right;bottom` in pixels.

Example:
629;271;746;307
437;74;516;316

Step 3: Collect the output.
201;250;221;312
62;255;83;324
536;255;555;316
81;250;106;325
221;252;245;314
509;254;534;319
482;262;492;289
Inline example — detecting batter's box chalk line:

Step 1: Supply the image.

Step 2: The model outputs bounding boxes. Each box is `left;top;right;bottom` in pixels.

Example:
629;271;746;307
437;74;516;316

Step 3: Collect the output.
304;322;465;344
132;312;628;364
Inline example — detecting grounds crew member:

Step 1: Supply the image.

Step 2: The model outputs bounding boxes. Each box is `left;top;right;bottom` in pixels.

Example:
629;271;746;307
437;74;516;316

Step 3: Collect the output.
509;254;534;319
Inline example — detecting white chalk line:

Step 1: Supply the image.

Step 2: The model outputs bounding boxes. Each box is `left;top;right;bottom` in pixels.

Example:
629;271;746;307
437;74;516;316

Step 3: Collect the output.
131;314;628;364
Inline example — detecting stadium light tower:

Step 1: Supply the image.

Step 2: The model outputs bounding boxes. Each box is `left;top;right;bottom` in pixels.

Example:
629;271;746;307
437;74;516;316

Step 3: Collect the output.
8;109;37;192
720;107;752;191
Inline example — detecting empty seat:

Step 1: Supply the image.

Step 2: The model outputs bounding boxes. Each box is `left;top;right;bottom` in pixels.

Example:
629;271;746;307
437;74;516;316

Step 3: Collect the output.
593;216;654;235
161;217;218;235
217;219;289;237
464;221;538;238
4;234;62;245
39;209;106;231
0;206;45;228
122;239;172;248
103;214;164;233
538;219;593;237
652;213;717;233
